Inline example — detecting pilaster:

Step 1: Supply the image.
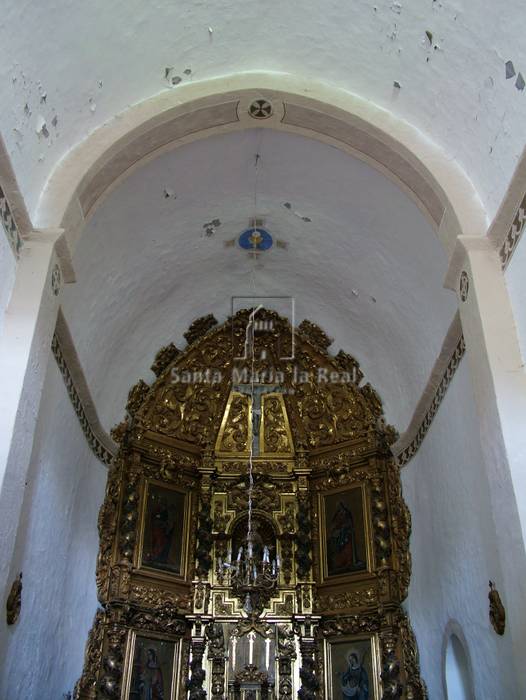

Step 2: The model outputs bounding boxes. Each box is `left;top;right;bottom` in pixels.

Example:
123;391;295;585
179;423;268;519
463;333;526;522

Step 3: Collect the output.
449;235;526;698
0;228;63;609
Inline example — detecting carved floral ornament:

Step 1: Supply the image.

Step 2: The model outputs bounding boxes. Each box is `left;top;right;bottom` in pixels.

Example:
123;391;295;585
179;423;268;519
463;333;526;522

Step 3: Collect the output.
74;309;427;699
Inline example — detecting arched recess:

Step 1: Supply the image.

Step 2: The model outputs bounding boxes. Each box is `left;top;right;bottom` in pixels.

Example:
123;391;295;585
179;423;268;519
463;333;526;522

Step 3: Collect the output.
442;621;475;700
75;308;428;698
35;72;487;282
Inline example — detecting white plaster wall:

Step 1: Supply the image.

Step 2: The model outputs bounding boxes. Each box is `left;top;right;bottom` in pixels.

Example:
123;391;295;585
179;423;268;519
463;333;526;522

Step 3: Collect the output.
1;0;524;219
0;355;107;700
0;229;16;338
402;360;518;698
505;238;526;363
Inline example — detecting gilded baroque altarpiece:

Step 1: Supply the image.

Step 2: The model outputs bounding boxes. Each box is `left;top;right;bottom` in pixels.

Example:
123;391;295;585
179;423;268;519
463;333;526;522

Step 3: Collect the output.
75;310;427;699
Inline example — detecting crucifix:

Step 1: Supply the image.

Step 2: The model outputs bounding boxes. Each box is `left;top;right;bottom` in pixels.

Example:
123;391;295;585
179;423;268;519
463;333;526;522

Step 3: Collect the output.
234;384;283;455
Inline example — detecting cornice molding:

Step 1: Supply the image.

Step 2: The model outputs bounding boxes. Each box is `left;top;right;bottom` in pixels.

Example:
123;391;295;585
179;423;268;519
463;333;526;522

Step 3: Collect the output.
0;132;33;257
499;191;526;269
487;145;526;269
52;309;116;465
393;315;465;466
0;184;23;259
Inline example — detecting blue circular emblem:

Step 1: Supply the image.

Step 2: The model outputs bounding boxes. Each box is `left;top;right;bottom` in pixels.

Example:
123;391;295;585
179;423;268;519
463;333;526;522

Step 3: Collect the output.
238;227;273;251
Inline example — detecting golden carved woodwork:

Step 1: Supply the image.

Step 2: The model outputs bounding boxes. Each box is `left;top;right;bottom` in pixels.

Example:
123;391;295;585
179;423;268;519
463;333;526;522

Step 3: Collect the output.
151;343;181;377
75;309;426;699
261;393;293;455
215;392;251;454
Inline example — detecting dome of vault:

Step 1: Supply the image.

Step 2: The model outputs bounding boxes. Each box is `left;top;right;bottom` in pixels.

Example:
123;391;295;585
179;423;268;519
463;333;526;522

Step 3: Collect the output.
60;129;456;434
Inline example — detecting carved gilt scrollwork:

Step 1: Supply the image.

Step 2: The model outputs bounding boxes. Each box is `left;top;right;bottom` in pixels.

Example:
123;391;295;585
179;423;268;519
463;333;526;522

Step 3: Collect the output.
261;393;293;454
151;343;180;376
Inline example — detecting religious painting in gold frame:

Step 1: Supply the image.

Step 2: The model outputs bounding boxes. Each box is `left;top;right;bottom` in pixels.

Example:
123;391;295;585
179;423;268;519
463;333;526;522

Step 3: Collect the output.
318;483;371;583
323;634;381;700
122;630;182;700
137;479;191;580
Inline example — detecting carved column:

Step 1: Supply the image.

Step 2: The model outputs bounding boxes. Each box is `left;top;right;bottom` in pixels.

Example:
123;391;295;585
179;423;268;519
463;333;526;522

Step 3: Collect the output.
296;498;312;581
195;451;214;580
379;628;402;700
206;621;226;700
277;623;296;699
186;620;207;700
297;616;321;700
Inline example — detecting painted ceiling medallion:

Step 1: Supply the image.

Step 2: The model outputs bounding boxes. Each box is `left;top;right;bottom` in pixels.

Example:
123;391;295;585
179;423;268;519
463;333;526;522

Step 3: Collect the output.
238;227;273;252
248;98;273;119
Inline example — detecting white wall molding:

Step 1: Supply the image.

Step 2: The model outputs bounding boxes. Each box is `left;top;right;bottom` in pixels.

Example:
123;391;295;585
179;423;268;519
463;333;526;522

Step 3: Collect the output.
51;309;115;466
0;185;23;259
393;314;465;466
487;146;526;269
499;191;526;269
0;134;33;258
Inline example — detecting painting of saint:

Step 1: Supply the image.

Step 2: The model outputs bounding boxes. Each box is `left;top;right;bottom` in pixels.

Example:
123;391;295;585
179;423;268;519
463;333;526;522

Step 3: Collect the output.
141;484;186;575
328;639;376;700
324;487;367;577
128;636;176;700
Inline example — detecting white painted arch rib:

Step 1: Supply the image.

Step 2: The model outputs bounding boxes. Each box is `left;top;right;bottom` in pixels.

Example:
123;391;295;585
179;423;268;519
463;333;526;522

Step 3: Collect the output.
35;73;488;278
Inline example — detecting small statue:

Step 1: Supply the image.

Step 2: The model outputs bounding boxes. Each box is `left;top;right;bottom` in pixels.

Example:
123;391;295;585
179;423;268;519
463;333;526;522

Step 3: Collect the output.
488;580;506;635
6;572;22;625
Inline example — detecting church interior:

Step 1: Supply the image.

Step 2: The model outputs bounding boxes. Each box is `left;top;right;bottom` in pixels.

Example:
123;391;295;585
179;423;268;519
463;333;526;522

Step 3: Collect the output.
1;3;526;699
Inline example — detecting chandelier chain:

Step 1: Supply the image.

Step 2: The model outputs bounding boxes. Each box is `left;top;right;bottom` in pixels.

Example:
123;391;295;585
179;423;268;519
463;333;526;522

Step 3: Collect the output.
247;130;263;543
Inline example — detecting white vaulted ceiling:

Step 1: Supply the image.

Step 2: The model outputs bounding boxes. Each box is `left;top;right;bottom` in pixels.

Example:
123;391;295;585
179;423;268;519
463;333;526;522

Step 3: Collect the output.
1;0;526;219
61;129;456;432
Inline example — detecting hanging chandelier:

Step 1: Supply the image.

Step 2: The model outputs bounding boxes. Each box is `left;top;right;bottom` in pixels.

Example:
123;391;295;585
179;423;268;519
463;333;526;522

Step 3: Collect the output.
217;531;280;615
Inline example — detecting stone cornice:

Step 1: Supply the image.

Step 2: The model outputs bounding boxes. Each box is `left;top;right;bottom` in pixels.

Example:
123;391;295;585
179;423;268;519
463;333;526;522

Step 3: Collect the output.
392;314;465;466
52;309;116;465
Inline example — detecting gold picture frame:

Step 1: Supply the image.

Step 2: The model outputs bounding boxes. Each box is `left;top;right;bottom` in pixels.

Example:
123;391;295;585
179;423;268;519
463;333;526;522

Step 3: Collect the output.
323;633;381;700
122;629;182;700
136;478;191;581
318;483;372;584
